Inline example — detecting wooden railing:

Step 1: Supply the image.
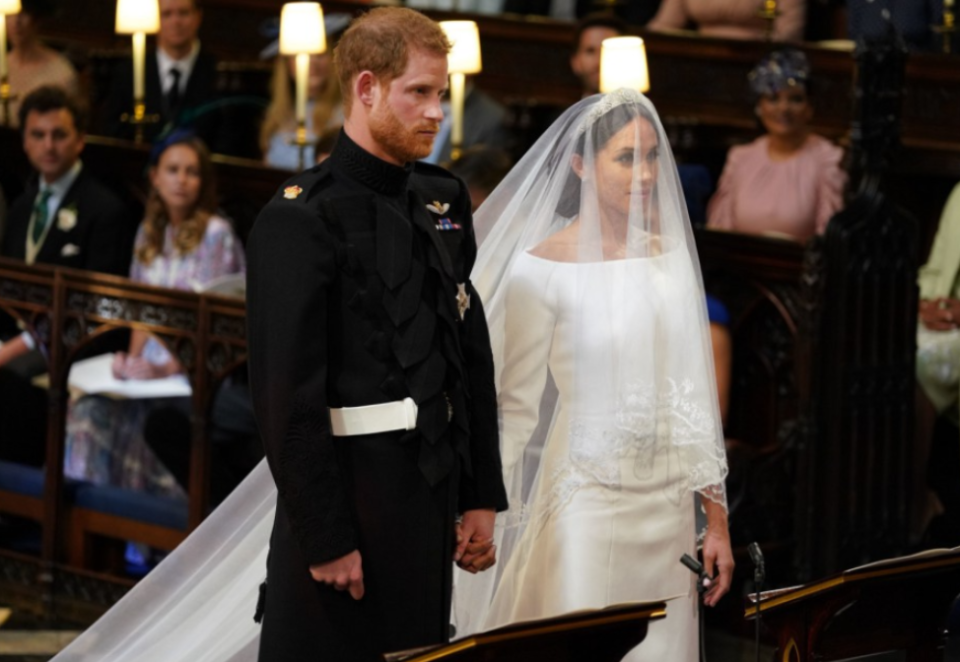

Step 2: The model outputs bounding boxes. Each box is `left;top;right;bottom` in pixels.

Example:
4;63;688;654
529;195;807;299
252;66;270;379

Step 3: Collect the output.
0;260;247;621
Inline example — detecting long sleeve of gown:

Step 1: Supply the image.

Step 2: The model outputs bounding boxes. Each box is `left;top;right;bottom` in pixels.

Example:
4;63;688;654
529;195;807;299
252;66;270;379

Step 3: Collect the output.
660;254;728;506
246;200;357;566
498;257;558;487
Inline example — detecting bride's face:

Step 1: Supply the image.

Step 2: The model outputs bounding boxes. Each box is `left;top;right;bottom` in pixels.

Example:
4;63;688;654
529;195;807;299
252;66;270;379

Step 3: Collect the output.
586;116;660;224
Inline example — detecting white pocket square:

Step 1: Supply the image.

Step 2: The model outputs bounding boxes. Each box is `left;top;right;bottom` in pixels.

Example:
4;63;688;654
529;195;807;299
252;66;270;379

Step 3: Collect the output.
60;243;81;257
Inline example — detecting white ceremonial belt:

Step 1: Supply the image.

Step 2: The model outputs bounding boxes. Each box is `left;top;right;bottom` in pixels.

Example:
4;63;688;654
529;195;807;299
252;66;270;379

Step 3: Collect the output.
329;398;418;437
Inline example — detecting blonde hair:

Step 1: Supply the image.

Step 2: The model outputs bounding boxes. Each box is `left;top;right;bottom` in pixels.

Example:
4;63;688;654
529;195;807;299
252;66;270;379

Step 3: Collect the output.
136;136;218;265
334;7;450;115
259;55;342;155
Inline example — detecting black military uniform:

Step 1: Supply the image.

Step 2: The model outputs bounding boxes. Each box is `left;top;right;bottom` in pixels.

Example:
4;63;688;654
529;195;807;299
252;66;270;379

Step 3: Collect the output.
247;131;508;662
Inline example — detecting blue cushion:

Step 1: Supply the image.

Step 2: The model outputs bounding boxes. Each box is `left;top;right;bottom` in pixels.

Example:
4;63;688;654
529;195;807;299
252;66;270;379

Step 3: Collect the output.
0;460;83;500
74;484;188;531
0;460;45;498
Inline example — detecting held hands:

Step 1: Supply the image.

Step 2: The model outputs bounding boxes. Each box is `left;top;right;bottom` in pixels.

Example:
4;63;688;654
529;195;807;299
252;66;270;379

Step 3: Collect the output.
454;508;497;574
920;298;960;331
310;549;365;600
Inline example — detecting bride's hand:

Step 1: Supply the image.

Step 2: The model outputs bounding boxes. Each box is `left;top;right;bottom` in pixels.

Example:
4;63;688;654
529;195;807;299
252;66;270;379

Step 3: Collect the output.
701;500;734;607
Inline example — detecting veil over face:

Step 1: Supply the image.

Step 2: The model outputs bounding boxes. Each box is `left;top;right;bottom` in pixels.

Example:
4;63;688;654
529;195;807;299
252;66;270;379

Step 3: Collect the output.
457;89;728;635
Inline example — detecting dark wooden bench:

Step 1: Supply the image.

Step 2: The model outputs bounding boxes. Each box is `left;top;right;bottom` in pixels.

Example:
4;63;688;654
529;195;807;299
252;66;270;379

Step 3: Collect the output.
0;260;247;614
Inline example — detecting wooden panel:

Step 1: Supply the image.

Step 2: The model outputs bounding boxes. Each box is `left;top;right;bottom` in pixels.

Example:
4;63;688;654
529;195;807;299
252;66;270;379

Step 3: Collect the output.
0;489;44;520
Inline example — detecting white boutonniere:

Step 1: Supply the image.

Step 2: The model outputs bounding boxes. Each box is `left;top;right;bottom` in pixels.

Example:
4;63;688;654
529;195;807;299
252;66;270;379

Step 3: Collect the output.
456;282;471;321
426;201;450;215
57;205;78;232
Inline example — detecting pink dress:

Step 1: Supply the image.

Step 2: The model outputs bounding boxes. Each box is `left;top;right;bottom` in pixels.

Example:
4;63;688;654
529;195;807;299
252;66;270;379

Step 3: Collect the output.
648;0;806;42
706;134;846;242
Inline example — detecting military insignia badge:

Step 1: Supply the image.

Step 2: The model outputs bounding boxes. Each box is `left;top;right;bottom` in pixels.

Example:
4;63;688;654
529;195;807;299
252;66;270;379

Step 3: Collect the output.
426;201;450;215
283;185;303;200
436;217;462;231
456;283;471;321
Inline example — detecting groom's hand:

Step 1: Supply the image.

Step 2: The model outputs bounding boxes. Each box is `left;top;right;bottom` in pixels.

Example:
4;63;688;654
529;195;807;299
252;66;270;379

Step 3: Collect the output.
310;550;365;600
455;509;496;573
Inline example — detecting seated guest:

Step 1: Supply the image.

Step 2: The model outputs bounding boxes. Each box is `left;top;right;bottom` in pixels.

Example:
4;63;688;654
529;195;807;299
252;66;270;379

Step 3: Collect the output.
447;145;513;212
648;0;805;42
101;0;222;148
571;14;626;98
847;0;950;53
707;50;846;242
502;0;661;25
4;0;78;128
64;133;245;497
0;86;133;467
913;182;960;540
260;13;349;170
423;81;511;165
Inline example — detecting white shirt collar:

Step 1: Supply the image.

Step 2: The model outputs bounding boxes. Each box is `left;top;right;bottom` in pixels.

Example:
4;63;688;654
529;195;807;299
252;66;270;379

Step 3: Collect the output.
156;40;201;95
41;160;83;203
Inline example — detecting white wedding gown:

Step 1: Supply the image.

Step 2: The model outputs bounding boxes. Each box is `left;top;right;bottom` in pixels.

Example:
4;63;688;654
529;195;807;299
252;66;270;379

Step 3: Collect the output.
460;250;707;661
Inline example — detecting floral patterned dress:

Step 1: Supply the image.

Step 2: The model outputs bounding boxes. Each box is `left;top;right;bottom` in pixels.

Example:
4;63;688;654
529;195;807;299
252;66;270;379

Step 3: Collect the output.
64;216;245;498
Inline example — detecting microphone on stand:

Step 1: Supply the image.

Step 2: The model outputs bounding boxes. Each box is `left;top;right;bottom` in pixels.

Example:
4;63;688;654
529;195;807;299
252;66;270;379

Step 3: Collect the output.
680;553;715;662
747;542;765;662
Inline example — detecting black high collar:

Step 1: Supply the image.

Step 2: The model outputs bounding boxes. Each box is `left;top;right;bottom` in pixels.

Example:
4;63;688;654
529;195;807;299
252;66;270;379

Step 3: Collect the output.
330;130;413;197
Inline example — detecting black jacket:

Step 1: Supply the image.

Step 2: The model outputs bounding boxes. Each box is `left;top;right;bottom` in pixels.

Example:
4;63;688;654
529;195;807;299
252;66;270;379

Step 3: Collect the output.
101;47;224;149
2;167;134;276
247;131;508;567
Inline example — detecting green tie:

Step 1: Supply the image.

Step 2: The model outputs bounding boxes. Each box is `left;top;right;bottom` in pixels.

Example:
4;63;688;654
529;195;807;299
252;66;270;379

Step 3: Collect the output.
30;189;54;244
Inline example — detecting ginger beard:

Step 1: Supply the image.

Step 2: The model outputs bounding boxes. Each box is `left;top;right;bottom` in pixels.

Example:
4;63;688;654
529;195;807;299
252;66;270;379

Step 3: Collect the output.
369;94;439;164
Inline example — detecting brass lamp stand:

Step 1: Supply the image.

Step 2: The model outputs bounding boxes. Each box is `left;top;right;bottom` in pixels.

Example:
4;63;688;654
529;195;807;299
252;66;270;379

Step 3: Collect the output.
758;0;779;42
932;3;956;55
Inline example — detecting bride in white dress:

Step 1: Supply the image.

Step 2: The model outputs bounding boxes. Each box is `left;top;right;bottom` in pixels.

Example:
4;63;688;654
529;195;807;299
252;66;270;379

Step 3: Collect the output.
454;89;732;660
50;89;730;662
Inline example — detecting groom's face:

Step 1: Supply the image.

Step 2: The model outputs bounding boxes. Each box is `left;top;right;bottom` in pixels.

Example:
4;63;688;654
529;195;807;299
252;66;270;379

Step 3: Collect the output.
369;48;447;164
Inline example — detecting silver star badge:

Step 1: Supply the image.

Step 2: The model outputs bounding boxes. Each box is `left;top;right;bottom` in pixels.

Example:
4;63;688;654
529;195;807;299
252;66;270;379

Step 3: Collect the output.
456;283;471;321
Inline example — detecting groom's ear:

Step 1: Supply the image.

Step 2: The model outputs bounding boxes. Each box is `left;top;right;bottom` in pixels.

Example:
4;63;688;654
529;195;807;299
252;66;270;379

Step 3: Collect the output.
571;153;585;179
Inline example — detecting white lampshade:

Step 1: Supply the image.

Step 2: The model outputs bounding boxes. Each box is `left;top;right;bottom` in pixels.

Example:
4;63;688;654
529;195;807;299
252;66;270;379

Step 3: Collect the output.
441;21;482;75
115;0;159;34
600;36;650;93
280;2;327;55
0;0;21;15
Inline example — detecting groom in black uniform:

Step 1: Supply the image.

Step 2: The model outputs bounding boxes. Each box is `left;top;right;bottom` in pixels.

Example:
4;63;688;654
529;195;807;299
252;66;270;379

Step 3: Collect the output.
246;8;508;661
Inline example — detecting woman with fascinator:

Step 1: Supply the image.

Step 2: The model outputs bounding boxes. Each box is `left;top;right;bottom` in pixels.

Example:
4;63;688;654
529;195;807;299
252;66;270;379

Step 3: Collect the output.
455;88;733;659
47;92;729;661
708;49;847;242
